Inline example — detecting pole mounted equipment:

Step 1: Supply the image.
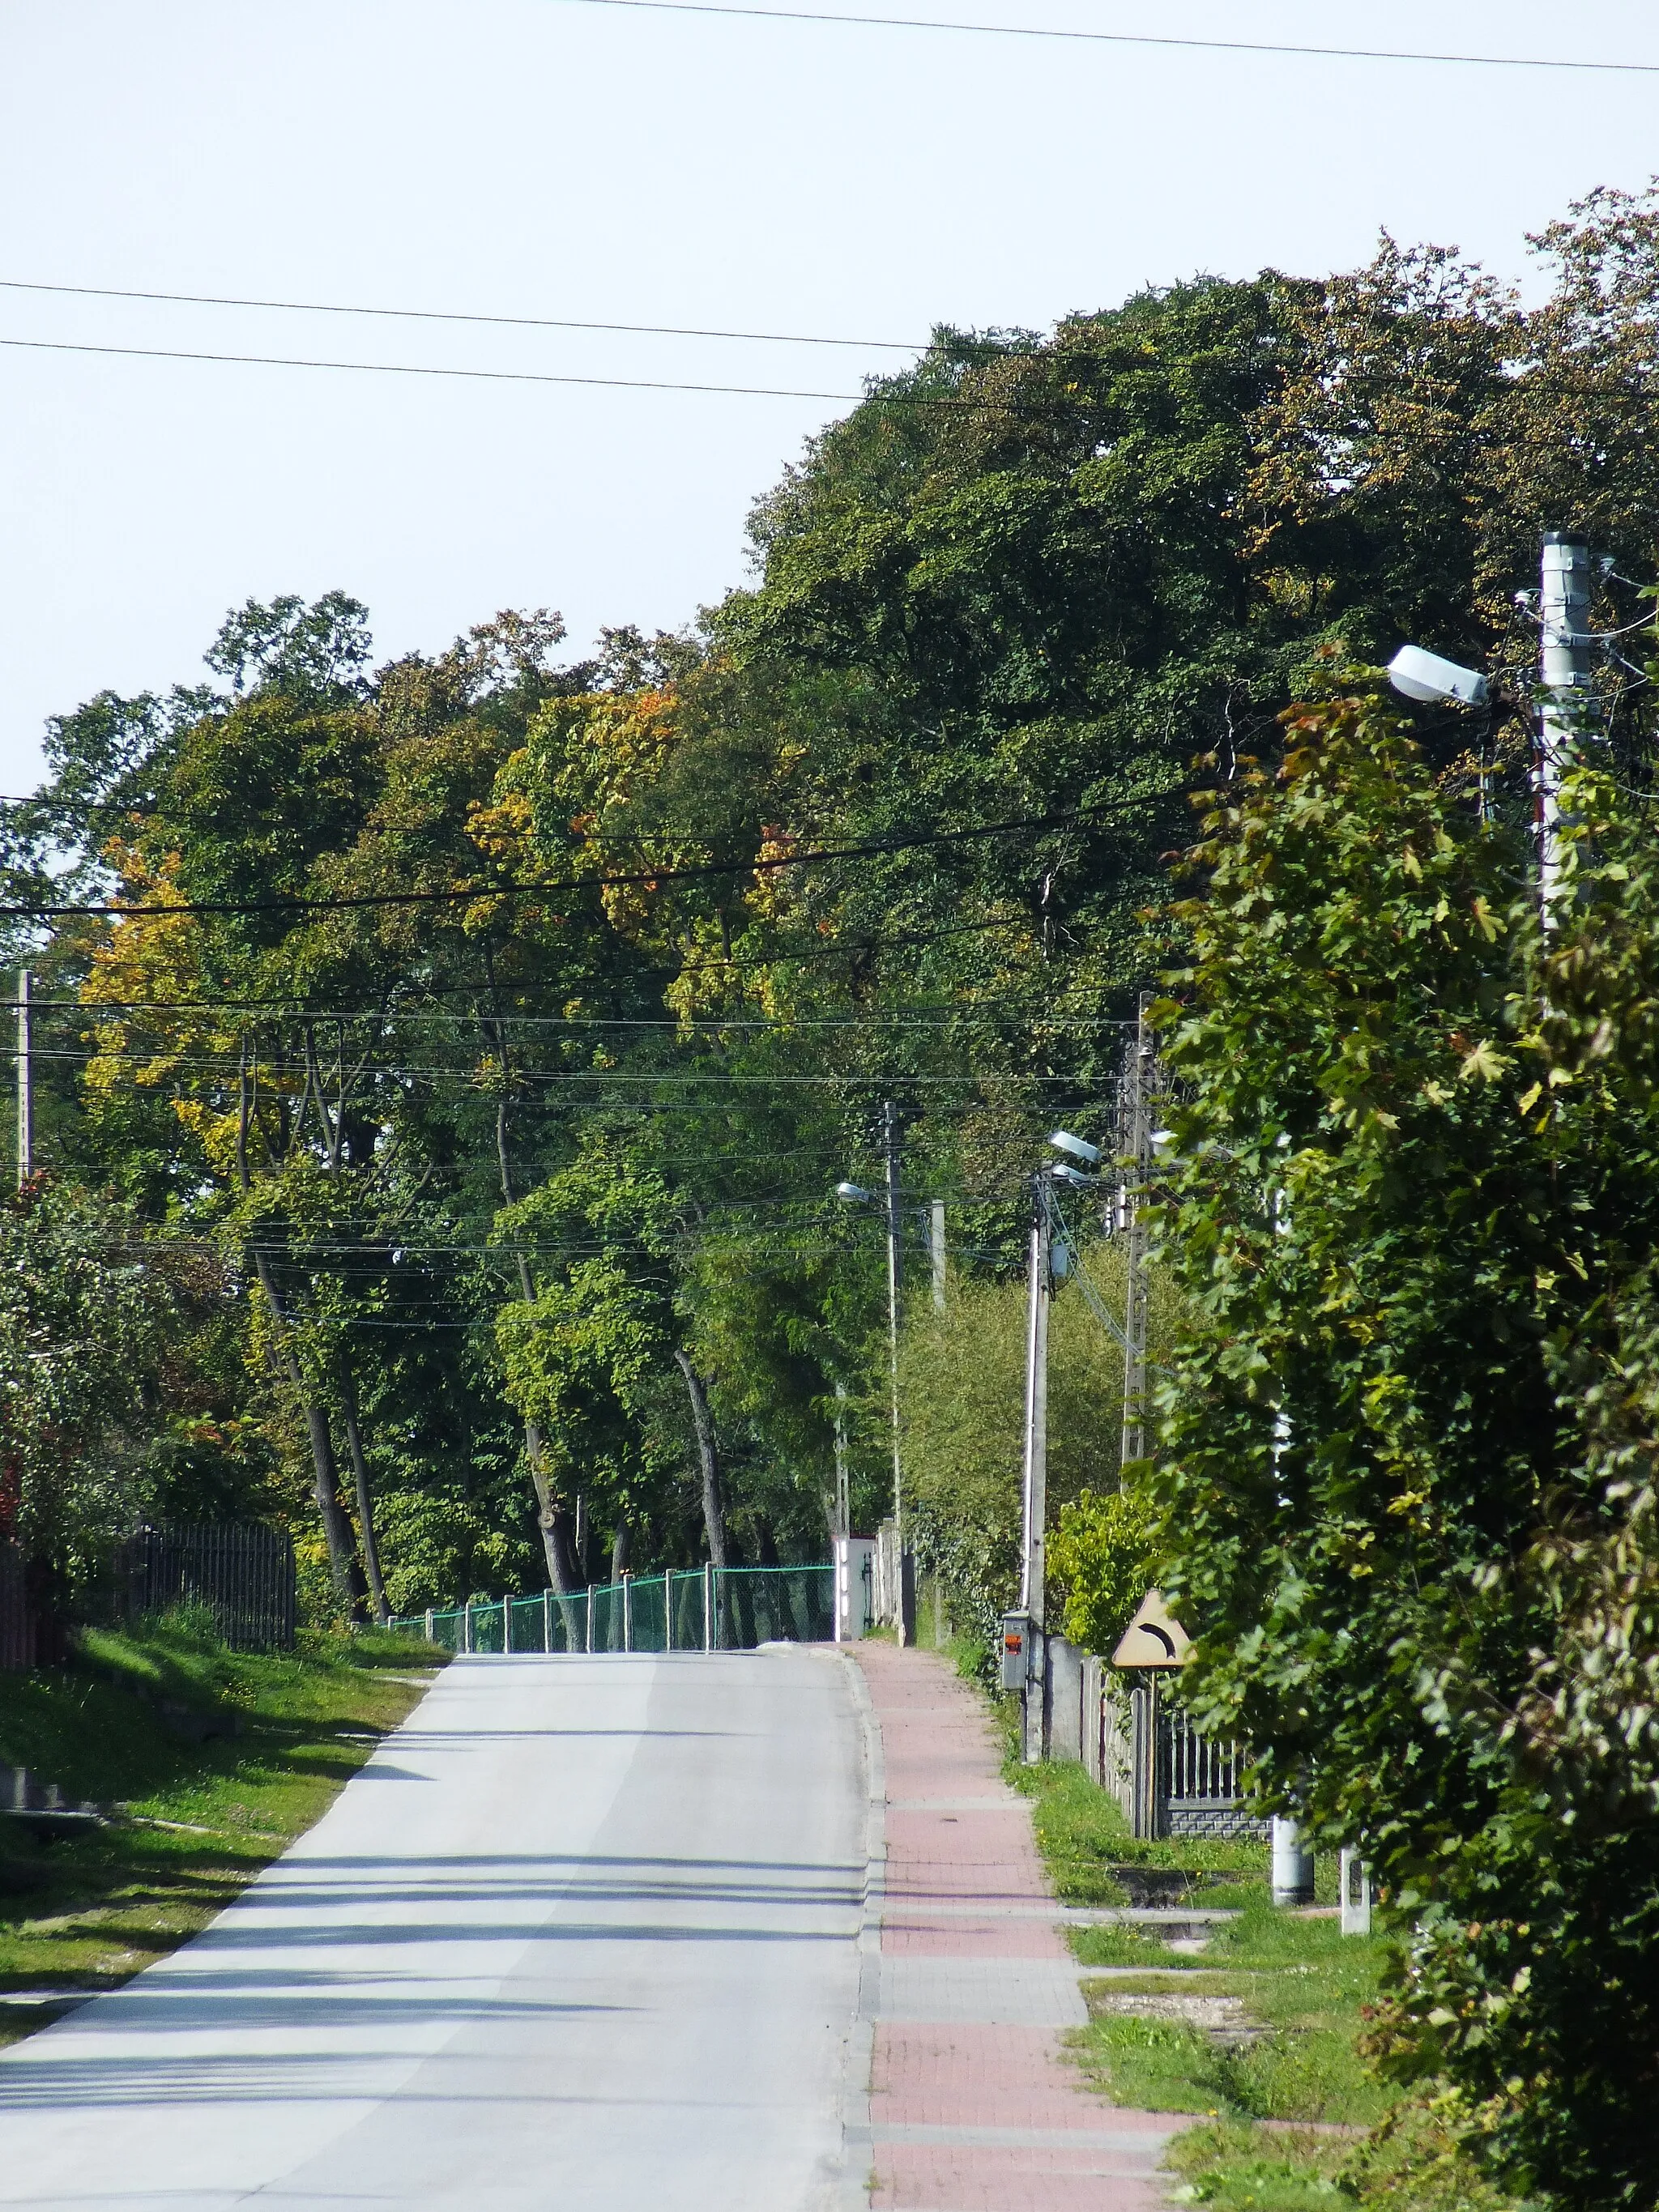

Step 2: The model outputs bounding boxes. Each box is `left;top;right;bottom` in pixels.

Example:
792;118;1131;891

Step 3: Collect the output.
1537;531;1596;923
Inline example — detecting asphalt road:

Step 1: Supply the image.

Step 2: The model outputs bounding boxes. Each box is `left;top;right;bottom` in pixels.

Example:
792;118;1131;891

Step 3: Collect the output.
0;1650;867;2212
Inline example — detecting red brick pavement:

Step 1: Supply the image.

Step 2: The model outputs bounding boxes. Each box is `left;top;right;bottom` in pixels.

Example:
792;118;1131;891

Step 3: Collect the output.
851;1643;1179;2211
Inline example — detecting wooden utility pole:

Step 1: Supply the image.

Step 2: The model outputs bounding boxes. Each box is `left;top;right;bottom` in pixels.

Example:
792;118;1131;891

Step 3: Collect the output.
15;971;32;1191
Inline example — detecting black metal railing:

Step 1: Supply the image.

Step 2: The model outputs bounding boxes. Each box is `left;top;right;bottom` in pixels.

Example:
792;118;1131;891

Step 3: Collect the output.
117;1524;297;1651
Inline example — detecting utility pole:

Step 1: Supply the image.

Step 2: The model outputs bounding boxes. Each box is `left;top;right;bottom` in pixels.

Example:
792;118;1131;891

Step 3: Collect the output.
833;1380;850;1541
1019;1170;1051;1631
1119;994;1153;1472
1017;1167;1051;1763
929;1198;947;1314
881;1099;909;1643
1537;531;1595;923
15;970;32;1192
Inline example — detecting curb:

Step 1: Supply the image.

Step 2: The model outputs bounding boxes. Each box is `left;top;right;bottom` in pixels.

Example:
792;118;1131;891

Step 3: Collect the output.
831;1648;885;2212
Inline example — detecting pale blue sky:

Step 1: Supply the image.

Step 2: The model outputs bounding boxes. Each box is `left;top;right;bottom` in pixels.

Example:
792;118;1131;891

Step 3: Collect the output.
2;0;1657;785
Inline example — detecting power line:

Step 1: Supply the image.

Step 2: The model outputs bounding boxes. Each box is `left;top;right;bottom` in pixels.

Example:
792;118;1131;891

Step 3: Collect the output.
0;332;863;403
0;788;1179;922
551;0;1659;76
33;997;1130;1028
0;276;920;356
8;325;1659;423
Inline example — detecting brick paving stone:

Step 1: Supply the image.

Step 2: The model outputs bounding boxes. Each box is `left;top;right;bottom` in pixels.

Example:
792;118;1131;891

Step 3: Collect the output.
851;1645;1180;2210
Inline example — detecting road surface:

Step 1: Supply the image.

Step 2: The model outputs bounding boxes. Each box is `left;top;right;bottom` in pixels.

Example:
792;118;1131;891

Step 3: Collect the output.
0;1651;867;2212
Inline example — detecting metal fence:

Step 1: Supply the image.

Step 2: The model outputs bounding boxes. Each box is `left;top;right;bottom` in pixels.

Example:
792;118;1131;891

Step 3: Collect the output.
392;1563;834;1655
1156;1696;1263;1839
117;1523;297;1651
0;1541;29;1672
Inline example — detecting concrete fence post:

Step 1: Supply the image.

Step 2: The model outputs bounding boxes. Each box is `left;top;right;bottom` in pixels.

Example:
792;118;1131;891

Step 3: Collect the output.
543;1590;552;1654
1339;1848;1373;1934
424;1608;433;1643
622;1571;633;1653
586;1586;594;1654
704;1563;714;1651
463;1601;473;1656
663;1573;674;1652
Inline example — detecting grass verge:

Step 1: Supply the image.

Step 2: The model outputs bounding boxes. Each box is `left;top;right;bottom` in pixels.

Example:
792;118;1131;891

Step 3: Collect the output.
1005;1754;1270;1904
0;1613;444;2046
1071;1886;1391;2125
1010;1754;1525;2212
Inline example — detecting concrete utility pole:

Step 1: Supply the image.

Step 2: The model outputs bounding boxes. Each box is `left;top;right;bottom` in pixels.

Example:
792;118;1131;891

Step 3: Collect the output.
1119;994;1154;1471
881;1099;909;1643
929;1198;947;1314
1018;1170;1051;1631
833;1380;850;1542
1537;531;1595;923
15;970;32;1191
1017;1168;1053;1765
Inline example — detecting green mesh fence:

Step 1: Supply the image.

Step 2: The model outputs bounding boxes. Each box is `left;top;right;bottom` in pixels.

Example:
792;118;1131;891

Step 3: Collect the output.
391;1565;834;1654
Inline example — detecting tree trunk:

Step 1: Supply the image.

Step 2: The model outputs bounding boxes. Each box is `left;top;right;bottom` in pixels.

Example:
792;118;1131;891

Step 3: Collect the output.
610;1519;631;1582
486;1033;582;1599
675;1349;727;1568
523;1419;582;1594
338;1362;389;1626
251;1249;366;1623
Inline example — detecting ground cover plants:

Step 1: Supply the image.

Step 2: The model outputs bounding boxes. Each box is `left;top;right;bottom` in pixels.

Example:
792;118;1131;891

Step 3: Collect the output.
0;1613;442;2044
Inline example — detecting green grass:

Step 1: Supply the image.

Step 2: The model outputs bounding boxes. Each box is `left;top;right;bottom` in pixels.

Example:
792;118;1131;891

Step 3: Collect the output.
1002;1754;1530;2211
1164;2112;1534;2212
1071;1889;1392;2125
1004;1756;1269;1903
0;1615;444;2044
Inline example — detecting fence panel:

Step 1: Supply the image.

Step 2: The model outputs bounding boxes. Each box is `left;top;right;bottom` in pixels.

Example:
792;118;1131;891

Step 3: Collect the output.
667;1569;706;1650
0;1541;30;1672
1155;1701;1265;1839
392;1565;834;1655
117;1524;296;1651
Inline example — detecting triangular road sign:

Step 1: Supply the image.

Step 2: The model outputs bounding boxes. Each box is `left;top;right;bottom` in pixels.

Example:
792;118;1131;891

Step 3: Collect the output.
1111;1589;1192;1669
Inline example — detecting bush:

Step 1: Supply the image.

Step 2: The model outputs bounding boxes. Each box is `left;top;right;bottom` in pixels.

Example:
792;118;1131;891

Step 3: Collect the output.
1047;1486;1161;1654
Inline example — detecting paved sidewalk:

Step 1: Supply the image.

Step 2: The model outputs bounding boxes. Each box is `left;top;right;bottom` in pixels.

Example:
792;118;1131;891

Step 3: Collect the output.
851;1643;1179;2211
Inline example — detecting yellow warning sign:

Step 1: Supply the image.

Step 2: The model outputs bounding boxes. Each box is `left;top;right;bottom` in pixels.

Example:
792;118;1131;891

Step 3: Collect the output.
1111;1589;1192;1669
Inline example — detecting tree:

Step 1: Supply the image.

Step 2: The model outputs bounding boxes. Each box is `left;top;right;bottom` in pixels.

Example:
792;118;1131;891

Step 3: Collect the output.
1148;680;1659;2208
0;1181;187;1633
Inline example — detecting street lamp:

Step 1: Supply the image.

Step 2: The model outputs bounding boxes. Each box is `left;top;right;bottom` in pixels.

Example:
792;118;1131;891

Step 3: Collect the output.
1385;643;1490;708
1008;1127;1107;1757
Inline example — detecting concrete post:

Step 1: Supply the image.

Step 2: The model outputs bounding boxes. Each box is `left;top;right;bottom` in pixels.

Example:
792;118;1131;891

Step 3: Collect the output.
621;1571;633;1653
543;1589;552;1654
704;1562;714;1650
1272;1815;1316;1906
1339;1848;1373;1934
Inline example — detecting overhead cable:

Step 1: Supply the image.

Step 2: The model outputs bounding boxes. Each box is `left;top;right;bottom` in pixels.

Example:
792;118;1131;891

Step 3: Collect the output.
0;787;1179;922
548;0;1659;76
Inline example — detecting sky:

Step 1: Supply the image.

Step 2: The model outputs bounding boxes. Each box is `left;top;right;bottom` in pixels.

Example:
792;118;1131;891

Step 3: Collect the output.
2;0;1657;788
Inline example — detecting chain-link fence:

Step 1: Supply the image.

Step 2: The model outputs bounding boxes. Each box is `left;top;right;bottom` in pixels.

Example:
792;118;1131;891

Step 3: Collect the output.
392;1563;834;1655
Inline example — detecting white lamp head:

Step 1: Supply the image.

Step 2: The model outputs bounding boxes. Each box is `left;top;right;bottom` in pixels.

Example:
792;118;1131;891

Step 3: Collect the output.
1048;1129;1102;1166
1387;644;1489;708
836;1181;872;1204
